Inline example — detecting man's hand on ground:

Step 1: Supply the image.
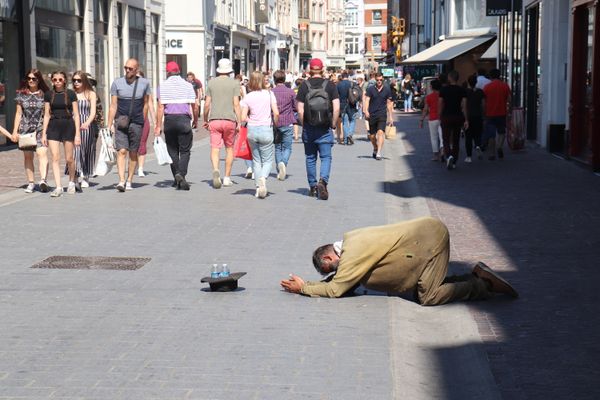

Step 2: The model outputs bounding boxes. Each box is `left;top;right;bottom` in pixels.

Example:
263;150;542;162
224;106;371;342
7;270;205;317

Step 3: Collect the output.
280;274;305;294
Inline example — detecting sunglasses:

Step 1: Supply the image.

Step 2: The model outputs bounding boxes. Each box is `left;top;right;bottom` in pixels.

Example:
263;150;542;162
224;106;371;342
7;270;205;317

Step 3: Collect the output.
376;79;384;82
73;78;82;83
124;66;135;71
52;78;65;83
27;76;38;82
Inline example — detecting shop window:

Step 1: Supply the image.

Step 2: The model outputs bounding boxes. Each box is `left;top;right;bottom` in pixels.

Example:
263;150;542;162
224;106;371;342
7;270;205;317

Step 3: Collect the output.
36;24;83;76
128;6;146;71
453;0;497;32
36;0;83;15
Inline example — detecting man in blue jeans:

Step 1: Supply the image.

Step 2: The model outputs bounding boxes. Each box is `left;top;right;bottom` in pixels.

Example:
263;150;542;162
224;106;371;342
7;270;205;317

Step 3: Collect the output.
296;58;340;200
336;72;358;145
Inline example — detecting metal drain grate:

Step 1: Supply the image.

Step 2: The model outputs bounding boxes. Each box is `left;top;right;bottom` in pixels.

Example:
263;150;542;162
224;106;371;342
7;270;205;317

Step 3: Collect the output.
31;256;151;270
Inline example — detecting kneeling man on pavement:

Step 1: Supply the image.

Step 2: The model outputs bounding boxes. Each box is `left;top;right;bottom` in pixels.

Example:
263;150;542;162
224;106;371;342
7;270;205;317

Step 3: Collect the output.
280;217;518;305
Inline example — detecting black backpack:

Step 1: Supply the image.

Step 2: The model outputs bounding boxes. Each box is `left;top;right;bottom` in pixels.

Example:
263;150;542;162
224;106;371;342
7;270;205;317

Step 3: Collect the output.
347;82;362;106
304;79;331;127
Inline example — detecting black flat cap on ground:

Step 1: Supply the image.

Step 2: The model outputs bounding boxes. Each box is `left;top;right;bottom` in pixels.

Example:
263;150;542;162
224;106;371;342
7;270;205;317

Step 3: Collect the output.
201;272;246;292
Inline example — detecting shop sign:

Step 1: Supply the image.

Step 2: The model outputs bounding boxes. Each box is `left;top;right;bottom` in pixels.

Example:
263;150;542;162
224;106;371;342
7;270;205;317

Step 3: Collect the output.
255;0;269;24
486;0;511;16
250;39;260;50
166;39;183;49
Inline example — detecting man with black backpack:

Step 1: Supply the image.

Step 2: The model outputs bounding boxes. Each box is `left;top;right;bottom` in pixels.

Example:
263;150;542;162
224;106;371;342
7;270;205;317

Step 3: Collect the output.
296;58;340;200
336;72;361;145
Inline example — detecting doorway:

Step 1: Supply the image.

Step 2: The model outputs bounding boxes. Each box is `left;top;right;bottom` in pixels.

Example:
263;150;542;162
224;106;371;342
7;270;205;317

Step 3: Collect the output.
570;2;599;170
524;4;541;141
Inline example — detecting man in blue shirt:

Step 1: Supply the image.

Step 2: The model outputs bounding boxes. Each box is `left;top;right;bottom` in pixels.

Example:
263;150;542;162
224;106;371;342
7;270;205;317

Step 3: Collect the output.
363;73;393;160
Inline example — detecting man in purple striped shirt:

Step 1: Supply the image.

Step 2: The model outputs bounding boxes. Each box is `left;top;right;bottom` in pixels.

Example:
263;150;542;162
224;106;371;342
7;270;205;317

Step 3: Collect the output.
271;70;297;181
154;61;197;190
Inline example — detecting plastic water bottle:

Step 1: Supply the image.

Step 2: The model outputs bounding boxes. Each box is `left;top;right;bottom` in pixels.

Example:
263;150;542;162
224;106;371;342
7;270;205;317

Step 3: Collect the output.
221;263;230;277
211;264;220;278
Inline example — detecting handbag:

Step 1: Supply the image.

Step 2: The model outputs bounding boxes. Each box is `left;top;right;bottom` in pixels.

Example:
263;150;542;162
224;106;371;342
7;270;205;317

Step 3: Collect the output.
115;77;139;130
18;132;37;150
153;137;173;166
99;128;116;164
95;142;113;176
385;125;397;140
234;126;252;160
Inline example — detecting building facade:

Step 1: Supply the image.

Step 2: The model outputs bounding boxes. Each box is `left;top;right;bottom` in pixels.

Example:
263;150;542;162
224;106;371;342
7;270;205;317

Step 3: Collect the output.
309;0;328;64
0;0;165;145
327;0;346;70
344;0;365;70
364;0;388;69
298;0;311;70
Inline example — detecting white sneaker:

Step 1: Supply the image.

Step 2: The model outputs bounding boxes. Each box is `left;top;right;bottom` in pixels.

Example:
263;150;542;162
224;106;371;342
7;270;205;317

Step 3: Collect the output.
66;181;76;194
277;162;286;181
244;167;253;179
137;168;145;177
223;176;233;187
375;153;382;160
24;182;35;193
125;182;133;191
80;179;89;188
465;157;472;163
39;180;49;192
50;187;63;197
257;177;267;198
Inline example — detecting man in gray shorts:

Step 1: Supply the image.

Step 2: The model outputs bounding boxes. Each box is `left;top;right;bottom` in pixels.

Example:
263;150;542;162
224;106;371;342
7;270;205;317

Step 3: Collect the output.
106;58;152;192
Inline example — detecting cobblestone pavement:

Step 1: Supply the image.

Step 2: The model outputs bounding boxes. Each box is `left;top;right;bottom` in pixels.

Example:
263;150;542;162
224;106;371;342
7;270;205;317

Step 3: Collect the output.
396;112;600;399
0;112;597;399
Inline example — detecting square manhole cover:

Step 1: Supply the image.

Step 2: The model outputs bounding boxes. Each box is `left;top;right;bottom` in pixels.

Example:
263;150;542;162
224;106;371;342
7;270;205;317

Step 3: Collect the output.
31;256;151;270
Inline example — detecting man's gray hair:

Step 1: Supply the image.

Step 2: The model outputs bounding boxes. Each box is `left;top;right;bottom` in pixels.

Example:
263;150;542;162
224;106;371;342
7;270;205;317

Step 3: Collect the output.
312;244;334;275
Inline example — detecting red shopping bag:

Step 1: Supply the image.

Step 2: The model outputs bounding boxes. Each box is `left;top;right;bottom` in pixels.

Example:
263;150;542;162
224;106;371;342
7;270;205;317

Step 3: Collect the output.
234;126;252;160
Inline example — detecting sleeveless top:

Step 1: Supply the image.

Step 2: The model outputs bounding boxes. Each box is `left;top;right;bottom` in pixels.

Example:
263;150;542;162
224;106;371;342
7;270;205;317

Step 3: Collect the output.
78;97;91;131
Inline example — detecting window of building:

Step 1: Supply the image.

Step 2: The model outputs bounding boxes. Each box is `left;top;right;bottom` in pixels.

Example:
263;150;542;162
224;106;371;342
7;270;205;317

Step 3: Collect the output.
345;9;358;27
372;34;382;51
36;0;82;15
128;6;146;71
453;0;497;31
373;10;382;24
345;37;359;54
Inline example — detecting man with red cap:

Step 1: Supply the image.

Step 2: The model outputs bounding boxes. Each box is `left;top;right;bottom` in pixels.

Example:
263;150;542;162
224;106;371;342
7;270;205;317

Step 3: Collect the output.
154;61;197;190
296;58;340;200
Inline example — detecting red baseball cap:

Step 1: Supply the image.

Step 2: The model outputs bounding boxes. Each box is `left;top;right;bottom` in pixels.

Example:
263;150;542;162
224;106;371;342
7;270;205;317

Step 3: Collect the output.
166;61;180;74
309;58;324;71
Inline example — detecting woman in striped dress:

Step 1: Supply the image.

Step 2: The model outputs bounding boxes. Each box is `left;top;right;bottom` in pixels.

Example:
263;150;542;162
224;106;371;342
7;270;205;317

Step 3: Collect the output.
71;71;97;188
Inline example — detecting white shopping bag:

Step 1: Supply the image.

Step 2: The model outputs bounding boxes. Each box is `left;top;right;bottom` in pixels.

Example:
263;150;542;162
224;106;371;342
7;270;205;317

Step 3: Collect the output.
153;137;172;166
99;128;116;165
95;142;113;176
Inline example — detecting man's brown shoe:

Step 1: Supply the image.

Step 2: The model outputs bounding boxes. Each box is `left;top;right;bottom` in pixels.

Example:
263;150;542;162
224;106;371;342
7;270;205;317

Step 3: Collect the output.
473;262;518;298
316;179;329;200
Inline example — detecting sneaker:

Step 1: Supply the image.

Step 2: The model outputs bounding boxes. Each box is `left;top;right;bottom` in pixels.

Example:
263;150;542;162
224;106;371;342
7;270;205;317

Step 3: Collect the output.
346;136;354;145
125;182;133;191
50;187;63;197
277;162;286;181
375;153;382;160
39;180;49;193
212;170;222;189
255;188;260;198
309;186;317;197
67;181;76;194
138;168;145;177
80;179;89;188
257;177;267;198
244;167;253;179
465;157;472;163
497;148;504;159
116;182;126;192
24;182;35;193
475;146;483;160
222;176;233;187
316;179;329;200
446;155;454;170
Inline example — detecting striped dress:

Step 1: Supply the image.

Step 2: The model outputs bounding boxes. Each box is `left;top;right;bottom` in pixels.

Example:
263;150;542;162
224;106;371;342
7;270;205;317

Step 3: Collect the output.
74;96;96;178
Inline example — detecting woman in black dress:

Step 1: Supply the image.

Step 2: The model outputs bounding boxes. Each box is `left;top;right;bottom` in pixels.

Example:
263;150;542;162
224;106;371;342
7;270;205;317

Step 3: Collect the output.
12;69;50;193
41;71;80;197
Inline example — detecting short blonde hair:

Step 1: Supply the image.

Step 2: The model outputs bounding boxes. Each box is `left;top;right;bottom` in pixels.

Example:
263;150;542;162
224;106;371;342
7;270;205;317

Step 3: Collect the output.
247;71;265;92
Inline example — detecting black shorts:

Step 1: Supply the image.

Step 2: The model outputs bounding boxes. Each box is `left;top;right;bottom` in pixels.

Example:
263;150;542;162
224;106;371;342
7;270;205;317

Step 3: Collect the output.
46;118;76;142
368;115;387;135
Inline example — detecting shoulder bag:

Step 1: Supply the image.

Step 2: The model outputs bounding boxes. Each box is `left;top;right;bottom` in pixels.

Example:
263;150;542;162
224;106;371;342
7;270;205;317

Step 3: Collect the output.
115;78;139;130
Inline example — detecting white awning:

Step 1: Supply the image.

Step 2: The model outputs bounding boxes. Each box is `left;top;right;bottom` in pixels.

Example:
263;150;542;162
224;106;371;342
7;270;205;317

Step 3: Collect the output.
480;39;498;60
401;36;495;64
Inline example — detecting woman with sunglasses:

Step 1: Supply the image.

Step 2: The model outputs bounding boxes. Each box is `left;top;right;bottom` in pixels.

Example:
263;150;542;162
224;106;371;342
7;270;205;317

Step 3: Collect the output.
41;71;80;197
71;71;97;188
12;69;50;193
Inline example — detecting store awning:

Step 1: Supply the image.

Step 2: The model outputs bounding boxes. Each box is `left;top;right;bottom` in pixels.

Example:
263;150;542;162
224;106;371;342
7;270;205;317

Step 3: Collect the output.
480;39;498;60
402;36;495;64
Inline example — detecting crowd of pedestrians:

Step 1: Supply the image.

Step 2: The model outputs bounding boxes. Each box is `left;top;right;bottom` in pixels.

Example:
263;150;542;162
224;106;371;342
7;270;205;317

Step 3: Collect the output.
419;68;512;170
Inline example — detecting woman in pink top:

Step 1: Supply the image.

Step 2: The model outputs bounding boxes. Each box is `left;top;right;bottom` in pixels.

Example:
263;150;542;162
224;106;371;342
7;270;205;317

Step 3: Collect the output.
420;79;442;161
240;71;279;198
